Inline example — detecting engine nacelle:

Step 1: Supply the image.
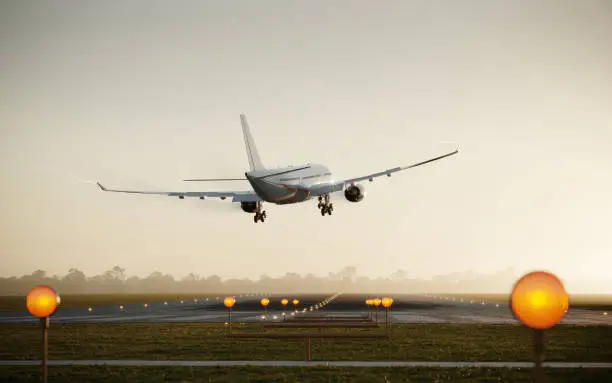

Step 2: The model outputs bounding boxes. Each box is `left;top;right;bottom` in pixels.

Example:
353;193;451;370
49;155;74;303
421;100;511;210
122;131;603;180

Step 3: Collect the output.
241;201;257;213
344;184;366;202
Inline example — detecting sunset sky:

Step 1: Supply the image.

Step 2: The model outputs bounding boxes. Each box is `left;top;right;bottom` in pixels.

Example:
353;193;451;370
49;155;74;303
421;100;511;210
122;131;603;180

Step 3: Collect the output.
1;0;611;293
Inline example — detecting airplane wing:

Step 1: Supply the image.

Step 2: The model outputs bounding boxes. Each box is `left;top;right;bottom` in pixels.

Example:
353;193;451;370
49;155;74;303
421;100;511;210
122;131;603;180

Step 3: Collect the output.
308;148;459;196
96;182;261;202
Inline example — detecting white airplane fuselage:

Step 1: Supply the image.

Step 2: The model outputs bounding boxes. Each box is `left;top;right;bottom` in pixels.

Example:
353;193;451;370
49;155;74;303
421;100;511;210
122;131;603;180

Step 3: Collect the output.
245;163;332;204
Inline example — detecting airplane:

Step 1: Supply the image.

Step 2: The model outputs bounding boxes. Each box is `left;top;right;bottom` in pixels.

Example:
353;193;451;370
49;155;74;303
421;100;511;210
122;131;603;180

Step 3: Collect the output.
96;114;458;223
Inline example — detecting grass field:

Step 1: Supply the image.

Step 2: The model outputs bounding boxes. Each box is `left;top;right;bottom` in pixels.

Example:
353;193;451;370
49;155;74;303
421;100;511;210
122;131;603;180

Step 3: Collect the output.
1;323;611;381
1;323;611;362
1;366;612;382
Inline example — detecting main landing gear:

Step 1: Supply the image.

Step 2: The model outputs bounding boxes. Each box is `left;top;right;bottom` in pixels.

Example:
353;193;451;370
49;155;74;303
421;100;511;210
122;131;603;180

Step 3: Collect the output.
254;202;267;223
317;194;333;216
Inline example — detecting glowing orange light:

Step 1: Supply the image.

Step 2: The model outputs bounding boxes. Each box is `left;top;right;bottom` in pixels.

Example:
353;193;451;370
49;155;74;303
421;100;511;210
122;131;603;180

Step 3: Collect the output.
381;297;393;308
373;298;381;307
281;298;288;306
365;299;372;306
511;271;569;330
292;299;299;305
26;286;60;318
260;298;270;307
224;296;235;308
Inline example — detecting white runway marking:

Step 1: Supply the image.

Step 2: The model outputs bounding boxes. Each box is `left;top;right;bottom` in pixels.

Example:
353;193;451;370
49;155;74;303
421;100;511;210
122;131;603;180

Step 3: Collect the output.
0;360;611;368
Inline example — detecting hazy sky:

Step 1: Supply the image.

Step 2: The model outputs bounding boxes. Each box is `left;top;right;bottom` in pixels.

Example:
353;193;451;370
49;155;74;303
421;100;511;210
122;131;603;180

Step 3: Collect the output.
1;0;611;293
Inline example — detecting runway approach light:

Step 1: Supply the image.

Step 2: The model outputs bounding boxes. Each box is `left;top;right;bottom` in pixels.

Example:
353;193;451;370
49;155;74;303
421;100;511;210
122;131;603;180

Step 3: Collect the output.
381;297;393;309
374;298;381;307
224;296;236;308
119;305;124;310
292;299;299;305
180;300;184;304
144;303;148;308
260;298;270;307
164;301;168;305
281;298;288;306
511;271;569;382
511;271;569;330
496;304;500;308
88;307;92;312
27;286;59;319
26;285;60;383
273;315;278;320
604;312;608;316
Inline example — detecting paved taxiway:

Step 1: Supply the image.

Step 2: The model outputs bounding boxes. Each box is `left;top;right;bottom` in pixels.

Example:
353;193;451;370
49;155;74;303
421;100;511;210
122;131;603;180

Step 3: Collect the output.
0;294;609;325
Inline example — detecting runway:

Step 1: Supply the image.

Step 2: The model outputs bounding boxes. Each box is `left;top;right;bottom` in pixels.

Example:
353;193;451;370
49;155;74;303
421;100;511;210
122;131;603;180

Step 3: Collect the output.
1;360;611;368
0;293;609;325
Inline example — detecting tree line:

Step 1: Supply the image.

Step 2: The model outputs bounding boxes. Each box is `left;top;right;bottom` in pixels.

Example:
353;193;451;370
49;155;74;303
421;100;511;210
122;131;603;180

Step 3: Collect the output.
0;266;519;295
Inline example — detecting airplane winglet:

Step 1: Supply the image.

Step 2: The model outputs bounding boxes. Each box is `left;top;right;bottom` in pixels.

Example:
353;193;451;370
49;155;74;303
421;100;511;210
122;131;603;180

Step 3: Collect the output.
96;182;107;191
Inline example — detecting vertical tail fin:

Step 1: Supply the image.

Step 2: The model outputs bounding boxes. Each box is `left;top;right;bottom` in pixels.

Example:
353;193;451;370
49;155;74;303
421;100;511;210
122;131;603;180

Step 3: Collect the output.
240;114;265;171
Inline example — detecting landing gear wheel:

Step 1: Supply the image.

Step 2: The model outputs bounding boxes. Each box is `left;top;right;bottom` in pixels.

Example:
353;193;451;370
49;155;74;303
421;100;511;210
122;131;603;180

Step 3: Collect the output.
321;208;326;216
254;214;259;223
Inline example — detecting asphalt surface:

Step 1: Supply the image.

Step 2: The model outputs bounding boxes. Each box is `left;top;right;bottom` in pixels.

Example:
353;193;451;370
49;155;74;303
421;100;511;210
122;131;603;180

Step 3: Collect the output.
0;293;609;325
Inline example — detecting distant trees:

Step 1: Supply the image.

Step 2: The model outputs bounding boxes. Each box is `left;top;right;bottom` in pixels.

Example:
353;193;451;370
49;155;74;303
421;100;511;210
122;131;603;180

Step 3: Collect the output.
0;266;519;295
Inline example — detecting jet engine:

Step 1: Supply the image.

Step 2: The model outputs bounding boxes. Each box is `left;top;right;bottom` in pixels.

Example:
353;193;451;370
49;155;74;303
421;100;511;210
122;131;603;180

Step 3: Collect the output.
241;201;257;213
344;184;366;202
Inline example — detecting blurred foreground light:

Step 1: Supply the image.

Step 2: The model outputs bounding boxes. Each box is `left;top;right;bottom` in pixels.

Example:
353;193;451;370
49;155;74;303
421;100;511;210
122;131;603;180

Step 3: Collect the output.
26;286;59;318
119;305;124;310
164;301;168;305
604;312;608;316
180;300;184;304
381;297;393;308
144;303;148;308
273;315;278;319
511;271;569;330
224;296;236;308
88;307;92;312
